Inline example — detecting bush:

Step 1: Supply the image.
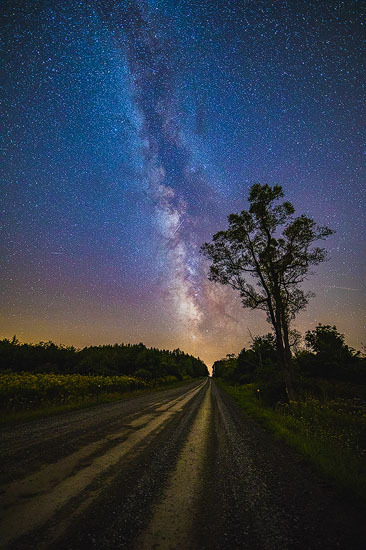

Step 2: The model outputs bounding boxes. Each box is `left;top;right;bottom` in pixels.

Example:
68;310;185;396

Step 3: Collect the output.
134;368;153;380
256;362;288;405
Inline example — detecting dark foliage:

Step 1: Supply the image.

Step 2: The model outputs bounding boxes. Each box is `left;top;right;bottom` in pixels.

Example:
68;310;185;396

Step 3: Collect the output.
301;324;366;383
213;325;365;405
0;337;208;379
213;334;287;404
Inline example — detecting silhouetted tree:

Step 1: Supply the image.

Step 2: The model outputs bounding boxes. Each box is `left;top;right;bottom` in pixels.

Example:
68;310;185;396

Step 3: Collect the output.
201;184;334;398
304;324;364;380
305;324;352;358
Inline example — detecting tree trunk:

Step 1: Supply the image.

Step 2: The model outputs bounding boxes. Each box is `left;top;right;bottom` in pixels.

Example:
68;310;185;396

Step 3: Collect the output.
282;356;296;401
266;295;296;401
280;308;296;400
272;313;296;401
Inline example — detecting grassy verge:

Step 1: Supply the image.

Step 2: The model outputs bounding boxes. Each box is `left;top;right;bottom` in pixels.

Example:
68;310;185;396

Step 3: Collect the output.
218;380;366;502
0;376;200;427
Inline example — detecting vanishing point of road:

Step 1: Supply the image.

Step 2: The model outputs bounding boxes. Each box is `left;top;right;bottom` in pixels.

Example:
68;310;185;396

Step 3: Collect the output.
1;379;364;549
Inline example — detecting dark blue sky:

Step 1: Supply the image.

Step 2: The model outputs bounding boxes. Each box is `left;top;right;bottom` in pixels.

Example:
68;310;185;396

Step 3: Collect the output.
2;0;365;365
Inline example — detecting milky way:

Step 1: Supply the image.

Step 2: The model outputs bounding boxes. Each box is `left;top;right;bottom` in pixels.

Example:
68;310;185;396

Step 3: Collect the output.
99;1;217;338
2;0;365;366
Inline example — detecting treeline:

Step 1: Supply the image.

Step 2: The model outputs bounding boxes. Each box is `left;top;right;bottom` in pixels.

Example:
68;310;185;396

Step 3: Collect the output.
0;338;209;380
213;324;366;404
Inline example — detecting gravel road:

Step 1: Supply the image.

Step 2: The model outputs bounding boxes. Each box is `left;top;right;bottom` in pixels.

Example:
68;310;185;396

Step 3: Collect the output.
1;379;364;549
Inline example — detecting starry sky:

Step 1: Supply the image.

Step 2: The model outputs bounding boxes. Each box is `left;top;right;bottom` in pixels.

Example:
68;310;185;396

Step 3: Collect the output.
2;0;365;367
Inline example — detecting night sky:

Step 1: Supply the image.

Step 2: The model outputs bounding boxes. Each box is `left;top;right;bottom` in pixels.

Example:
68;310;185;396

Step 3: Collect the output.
2;0;365;367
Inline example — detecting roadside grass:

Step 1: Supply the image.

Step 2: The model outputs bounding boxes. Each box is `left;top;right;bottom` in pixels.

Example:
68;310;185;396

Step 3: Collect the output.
219;381;366;502
0;392;133;426
0;373;198;427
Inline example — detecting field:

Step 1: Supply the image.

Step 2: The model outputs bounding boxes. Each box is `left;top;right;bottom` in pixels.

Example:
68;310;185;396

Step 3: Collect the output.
0;372;180;424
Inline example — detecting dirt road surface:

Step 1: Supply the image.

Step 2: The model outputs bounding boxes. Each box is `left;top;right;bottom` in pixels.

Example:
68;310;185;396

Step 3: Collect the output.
1;379;364;549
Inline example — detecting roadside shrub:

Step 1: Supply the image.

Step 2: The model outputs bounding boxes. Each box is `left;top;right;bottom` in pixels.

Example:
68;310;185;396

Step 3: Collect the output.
134;368;153;380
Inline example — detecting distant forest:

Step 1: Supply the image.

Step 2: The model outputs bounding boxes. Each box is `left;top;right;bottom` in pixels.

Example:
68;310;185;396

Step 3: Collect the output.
0;338;209;380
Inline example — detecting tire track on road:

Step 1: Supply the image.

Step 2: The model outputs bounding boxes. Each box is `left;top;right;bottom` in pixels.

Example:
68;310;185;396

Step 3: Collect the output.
136;379;212;549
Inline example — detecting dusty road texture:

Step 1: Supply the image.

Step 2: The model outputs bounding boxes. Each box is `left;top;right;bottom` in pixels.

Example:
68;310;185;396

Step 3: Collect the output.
1;379;364;549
